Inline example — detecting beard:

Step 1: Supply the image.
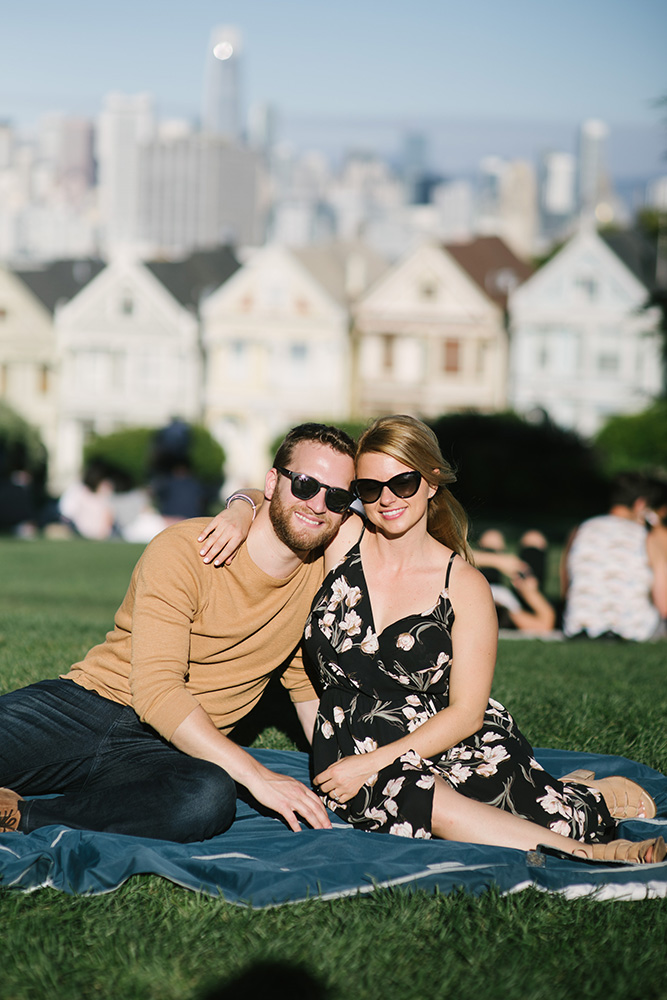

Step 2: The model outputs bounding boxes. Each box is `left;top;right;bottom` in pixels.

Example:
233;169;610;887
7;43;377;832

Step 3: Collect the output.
269;487;341;553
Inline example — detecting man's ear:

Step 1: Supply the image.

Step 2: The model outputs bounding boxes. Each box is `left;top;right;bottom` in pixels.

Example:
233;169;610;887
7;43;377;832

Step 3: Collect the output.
265;468;278;500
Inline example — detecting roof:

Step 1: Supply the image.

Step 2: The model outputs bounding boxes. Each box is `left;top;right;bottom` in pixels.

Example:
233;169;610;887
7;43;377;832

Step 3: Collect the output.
600;229;658;291
145;246;240;309
13;259;106;313
291;242;389;305
444;236;534;309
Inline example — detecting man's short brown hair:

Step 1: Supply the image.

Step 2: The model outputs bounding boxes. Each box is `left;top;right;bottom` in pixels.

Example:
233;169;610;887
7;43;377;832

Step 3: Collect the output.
273;423;355;470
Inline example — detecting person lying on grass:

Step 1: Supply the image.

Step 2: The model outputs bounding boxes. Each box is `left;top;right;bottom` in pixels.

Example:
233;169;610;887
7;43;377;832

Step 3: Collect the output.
198;415;665;865
0;423;356;842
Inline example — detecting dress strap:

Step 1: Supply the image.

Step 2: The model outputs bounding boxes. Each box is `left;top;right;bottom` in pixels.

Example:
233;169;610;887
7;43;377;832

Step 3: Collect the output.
444;551;457;589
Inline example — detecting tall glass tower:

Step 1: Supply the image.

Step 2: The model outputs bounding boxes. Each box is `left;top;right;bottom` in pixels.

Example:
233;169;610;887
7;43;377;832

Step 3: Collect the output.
202;26;242;140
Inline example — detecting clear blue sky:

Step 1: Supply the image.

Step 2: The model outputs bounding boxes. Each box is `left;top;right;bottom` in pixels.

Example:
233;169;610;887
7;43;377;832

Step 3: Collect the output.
2;0;665;175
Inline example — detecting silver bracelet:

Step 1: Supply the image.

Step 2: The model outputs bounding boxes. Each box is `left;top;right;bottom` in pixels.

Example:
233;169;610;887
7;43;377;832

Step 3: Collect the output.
225;492;257;521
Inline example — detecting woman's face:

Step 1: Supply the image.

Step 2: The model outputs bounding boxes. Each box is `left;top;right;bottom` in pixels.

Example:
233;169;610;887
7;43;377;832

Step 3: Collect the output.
354;450;435;535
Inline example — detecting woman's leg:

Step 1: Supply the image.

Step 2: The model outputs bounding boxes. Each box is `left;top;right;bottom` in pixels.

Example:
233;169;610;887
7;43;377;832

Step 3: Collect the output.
431;777;660;861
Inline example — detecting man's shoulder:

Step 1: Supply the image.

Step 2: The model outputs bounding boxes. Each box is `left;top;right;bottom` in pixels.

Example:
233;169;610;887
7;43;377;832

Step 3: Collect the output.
140;518;212;569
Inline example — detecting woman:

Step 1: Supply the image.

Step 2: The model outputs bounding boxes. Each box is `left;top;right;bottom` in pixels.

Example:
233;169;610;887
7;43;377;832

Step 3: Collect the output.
302;415;664;862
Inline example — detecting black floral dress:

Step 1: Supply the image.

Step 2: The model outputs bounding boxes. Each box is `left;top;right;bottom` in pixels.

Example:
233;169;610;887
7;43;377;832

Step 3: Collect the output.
304;540;615;841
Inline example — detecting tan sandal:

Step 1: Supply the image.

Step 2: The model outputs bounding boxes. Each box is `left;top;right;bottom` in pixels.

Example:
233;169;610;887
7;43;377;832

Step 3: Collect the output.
576;836;666;865
560;769;657;819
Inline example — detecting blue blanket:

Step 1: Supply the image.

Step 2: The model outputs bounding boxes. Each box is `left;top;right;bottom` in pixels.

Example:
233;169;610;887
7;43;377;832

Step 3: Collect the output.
1;748;666;906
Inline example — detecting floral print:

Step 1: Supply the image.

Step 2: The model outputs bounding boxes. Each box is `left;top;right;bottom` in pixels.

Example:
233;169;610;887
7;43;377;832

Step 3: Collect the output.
304;541;615;842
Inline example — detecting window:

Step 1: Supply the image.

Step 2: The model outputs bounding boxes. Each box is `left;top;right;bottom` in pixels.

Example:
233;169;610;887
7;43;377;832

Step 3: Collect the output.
381;335;395;372
290;343;308;363
575;276;598;301
0;307;7;321
597;352;619;374
38;365;50;394
120;295;134;316
443;339;460;373
419;280;437;300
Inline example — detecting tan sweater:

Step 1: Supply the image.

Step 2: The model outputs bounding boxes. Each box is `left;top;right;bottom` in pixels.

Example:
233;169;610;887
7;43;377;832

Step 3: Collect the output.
63;518;322;740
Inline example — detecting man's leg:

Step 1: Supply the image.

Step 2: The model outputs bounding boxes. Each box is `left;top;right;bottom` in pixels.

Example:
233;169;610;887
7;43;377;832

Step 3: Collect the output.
1;678;236;842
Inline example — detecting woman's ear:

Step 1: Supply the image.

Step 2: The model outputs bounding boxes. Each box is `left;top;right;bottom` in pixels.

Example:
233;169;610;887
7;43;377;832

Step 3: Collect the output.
428;469;440;500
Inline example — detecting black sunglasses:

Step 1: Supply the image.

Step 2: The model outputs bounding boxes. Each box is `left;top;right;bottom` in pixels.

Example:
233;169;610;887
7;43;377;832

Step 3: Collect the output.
352;470;422;505
275;466;354;514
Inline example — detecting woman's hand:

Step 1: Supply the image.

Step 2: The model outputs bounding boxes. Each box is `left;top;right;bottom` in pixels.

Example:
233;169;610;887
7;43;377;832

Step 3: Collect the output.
314;753;380;804
198;490;264;566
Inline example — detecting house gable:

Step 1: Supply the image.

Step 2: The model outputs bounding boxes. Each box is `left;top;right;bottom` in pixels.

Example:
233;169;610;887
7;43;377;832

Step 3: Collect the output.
355;243;501;328
510;229;650;316
56;258;196;337
202;244;346;326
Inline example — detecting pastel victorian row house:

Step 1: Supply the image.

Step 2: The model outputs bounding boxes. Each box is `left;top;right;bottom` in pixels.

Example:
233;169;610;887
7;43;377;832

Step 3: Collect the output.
352;236;531;420
509;226;662;436
2;226;661;498
202;242;387;485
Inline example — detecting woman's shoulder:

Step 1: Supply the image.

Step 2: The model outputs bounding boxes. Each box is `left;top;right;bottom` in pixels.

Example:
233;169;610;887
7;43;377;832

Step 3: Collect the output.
447;550;495;601
323;511;365;572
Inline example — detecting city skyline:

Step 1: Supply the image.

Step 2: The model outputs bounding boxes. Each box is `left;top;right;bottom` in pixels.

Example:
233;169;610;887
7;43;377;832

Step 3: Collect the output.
2;1;665;181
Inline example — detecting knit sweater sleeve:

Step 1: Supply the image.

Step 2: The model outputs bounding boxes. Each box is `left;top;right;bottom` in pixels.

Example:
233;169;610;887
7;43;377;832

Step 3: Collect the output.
128;524;206;739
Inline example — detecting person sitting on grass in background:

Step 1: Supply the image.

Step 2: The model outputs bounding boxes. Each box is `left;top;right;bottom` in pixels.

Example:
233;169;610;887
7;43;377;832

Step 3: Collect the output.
562;471;667;642
0;423;356;842
199;417;665;865
474;528;556;633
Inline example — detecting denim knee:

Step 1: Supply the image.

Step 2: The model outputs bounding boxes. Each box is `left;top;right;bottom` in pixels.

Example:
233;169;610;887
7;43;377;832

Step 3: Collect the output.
166;762;237;842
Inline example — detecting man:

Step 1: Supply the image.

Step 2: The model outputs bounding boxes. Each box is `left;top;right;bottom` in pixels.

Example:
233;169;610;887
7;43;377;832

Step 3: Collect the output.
0;424;356;842
562;471;667;641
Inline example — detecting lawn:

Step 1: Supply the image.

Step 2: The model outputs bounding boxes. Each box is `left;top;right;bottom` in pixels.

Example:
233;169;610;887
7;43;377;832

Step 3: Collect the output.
0;536;666;1000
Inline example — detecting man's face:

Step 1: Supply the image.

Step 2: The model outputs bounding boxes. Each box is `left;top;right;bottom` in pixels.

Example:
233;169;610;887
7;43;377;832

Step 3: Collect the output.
267;441;354;553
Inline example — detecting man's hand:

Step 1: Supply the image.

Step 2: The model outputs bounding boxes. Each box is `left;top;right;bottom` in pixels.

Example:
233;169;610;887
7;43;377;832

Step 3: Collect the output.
171;706;331;832
314;754;379;804
198;490;264;566
246;769;332;832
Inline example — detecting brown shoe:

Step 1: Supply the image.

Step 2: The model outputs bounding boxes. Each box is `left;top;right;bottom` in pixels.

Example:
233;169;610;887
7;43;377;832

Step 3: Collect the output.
581;836;666;865
0;787;23;833
560;769;657;819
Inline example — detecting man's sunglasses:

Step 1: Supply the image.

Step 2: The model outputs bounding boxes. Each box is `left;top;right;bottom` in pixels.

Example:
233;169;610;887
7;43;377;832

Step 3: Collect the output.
352;470;422;505
276;466;354;513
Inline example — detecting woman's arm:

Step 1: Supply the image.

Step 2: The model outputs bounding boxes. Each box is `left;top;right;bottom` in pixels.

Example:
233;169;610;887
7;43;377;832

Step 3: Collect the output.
314;562;499;802
198;488;266;565
506;572;556;632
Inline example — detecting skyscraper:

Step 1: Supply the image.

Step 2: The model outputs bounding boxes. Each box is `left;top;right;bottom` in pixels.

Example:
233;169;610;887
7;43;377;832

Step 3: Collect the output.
576;119;611;219
202;26;242;140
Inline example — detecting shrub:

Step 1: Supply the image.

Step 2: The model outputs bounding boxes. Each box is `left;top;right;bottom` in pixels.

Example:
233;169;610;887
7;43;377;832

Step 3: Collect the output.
595;401;667;476
84;424;225;489
0;401;48;482
428;411;608;526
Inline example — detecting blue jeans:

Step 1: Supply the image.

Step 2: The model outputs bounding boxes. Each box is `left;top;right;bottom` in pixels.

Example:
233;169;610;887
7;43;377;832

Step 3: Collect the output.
0;678;236;842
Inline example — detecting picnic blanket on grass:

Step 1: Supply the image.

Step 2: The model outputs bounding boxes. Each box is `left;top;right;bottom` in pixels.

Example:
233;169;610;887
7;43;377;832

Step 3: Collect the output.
1;748;666;906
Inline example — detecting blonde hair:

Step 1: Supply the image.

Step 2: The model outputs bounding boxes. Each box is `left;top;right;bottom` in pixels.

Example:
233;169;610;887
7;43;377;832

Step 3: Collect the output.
356;414;474;563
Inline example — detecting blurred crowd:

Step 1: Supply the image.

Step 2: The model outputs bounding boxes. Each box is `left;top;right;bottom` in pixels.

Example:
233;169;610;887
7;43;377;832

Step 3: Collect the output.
0;419;217;544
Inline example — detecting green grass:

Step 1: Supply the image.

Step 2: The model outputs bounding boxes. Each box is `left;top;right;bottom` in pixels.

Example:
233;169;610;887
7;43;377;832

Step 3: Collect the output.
1;537;666;1000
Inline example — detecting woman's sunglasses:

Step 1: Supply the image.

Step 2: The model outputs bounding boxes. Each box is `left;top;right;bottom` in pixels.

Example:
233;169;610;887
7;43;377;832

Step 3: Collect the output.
276;467;354;513
352;470;422;505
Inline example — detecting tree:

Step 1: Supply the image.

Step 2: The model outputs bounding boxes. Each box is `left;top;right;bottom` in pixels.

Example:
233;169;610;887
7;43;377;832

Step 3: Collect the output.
595;401;667;476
